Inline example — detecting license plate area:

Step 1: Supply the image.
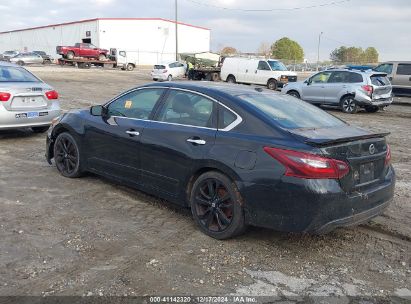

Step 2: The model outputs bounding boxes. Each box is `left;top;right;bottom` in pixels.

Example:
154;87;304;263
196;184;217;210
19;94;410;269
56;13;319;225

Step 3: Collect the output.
15;111;48;119
11;96;47;108
360;162;375;183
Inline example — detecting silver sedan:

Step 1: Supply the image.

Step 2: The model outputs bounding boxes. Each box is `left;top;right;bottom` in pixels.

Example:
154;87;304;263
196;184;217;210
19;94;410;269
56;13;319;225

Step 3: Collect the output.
9;52;44;66
0;62;61;132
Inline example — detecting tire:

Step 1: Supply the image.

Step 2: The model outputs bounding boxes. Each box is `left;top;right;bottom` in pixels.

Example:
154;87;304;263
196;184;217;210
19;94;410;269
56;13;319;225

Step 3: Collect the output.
190;171;246;240
226;75;236;84
287;90;300;99
98;53;106;61
17;61;25;66
340;95;358;114
365;106;379;113
267;79;278;90
167;75;172;81
31;126;49;133
126;64;134;71
53;132;83;178
212;73;220;82
66;51;75;60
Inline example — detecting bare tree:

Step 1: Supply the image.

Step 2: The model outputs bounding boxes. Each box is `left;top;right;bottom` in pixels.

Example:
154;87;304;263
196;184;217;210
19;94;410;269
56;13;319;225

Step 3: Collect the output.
257;42;271;58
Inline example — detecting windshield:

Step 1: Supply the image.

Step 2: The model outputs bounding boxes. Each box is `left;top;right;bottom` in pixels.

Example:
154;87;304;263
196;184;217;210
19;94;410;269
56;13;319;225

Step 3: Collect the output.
238;93;345;129
267;60;287;71
0;66;41;82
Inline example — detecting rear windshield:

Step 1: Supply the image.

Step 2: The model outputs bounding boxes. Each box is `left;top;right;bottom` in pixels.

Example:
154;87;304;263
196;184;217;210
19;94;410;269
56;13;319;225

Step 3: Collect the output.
370;74;390;86
238;93;345;129
267;60;287;71
0;66;40;82
154;65;166;69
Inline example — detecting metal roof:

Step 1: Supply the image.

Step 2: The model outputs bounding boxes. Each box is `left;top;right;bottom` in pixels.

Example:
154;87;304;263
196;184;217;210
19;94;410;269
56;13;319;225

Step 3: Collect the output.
0;18;210;35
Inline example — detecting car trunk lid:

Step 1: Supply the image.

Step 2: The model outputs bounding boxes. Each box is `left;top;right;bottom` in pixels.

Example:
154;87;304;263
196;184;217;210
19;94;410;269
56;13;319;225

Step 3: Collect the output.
370;73;392;99
0;82;51;111
289;126;389;192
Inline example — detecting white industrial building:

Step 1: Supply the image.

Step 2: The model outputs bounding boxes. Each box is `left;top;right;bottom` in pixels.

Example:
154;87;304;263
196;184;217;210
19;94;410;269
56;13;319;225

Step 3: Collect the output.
0;18;211;65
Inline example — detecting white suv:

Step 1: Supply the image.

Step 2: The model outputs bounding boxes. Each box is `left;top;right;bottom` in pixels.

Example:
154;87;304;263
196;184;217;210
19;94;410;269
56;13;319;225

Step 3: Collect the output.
281;69;393;114
151;62;186;81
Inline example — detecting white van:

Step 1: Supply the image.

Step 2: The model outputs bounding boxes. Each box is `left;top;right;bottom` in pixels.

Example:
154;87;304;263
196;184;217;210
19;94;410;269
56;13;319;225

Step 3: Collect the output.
220;58;297;90
110;49;139;71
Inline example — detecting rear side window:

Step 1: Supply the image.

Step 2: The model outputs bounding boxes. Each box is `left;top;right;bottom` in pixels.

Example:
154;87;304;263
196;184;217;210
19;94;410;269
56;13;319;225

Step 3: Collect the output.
218;106;237;129
107;88;165;119
397;64;411;75
374;63;393;74
370;75;390;86
238;93;345;129
0;66;40;82
349;73;363;83
154;65;166;69
156;90;215;128
328;71;351;83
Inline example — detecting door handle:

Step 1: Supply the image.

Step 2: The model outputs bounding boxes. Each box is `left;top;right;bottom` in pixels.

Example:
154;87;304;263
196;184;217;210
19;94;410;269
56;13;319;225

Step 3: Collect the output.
126;130;140;136
187;138;206;145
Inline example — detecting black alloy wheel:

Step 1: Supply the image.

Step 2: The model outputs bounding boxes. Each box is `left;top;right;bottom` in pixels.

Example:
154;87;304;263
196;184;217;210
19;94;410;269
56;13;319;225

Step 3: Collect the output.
191;172;246;239
53;132;82;178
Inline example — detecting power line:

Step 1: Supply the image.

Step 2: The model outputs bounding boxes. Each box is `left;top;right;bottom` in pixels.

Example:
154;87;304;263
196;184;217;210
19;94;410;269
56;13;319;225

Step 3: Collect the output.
184;0;351;12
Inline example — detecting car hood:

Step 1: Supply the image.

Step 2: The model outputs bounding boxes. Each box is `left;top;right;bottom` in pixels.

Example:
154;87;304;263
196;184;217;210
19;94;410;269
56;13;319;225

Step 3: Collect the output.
288;125;389;147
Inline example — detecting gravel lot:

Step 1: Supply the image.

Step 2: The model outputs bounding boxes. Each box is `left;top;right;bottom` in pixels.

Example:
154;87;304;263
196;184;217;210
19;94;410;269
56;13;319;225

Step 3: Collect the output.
0;66;410;300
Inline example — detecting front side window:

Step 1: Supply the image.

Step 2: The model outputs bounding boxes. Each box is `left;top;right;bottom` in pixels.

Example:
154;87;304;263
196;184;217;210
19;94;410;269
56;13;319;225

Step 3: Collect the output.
156;90;215;128
397;64;411;75
310;71;332;83
107;88;165;119
238;93;345;129
0;66;40;82
374;63;393;74
258;61;271;71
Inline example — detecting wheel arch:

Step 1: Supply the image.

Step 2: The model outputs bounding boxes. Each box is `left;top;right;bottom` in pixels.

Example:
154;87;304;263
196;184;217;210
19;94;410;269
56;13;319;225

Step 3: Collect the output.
185;163;242;206
339;92;356;103
226;74;236;82
48;123;83;160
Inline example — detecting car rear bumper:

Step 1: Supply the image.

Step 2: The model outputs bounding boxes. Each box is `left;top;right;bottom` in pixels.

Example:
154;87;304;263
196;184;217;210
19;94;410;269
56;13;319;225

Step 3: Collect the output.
151;73;168;80
242;166;395;233
0;102;60;130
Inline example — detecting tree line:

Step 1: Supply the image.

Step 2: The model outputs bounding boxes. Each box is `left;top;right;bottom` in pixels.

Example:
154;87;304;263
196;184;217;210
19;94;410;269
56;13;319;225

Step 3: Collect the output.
220;37;379;64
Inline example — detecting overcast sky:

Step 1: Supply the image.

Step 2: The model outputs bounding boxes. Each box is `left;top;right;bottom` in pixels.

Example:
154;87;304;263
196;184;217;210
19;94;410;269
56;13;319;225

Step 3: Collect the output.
1;0;410;61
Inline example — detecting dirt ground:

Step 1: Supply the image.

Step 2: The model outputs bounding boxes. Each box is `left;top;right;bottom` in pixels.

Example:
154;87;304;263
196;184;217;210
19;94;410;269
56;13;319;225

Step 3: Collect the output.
0;66;410;300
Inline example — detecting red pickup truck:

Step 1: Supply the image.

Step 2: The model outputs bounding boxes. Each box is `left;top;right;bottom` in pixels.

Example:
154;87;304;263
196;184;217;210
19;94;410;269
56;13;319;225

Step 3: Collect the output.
56;43;109;60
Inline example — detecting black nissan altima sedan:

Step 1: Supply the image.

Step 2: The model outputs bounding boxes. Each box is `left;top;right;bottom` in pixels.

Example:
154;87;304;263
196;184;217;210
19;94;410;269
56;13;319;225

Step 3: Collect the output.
45;82;395;239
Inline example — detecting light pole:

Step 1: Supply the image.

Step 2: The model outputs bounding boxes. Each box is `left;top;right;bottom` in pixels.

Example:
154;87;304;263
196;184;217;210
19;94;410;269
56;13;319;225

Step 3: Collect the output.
317;31;323;71
175;0;178;61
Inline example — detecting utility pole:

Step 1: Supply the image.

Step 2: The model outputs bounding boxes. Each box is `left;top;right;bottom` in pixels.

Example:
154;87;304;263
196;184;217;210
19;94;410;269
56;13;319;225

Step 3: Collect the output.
317;31;323;71
175;0;178;61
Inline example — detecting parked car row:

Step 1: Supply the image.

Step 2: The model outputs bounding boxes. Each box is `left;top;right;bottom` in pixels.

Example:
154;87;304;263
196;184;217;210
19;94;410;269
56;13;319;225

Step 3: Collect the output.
0;50;53;65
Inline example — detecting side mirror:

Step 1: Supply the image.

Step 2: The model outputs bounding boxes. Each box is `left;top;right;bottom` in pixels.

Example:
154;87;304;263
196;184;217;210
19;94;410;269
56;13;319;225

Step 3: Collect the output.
90;105;105;116
305;79;311;85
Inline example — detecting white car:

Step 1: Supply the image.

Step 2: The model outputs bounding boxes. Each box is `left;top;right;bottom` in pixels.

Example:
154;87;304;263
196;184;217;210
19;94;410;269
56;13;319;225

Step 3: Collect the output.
151;62;186;81
220;57;297;90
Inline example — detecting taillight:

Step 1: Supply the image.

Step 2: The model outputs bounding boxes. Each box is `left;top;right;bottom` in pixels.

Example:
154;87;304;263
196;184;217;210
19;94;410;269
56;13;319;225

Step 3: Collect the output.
163;69;168;73
385;144;391;166
361;85;373;96
0;92;11;102
263;147;350;179
45;90;59;100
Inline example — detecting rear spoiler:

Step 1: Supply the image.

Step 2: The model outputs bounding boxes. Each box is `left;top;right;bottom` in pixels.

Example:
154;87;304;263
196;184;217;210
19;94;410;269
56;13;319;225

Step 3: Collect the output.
305;132;390;147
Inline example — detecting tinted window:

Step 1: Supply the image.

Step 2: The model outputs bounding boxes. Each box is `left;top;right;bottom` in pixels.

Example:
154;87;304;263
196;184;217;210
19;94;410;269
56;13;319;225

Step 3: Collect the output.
107;88;165;119
258;61;270;71
154;65;166;70
157;90;215;128
238;93;345;129
374;63;393;74
267;60;287;71
328;71;351;83
397;64;411;75
0;66;40;82
311;71;332;83
370;75;390;86
218;106;237;129
349;73;363;83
